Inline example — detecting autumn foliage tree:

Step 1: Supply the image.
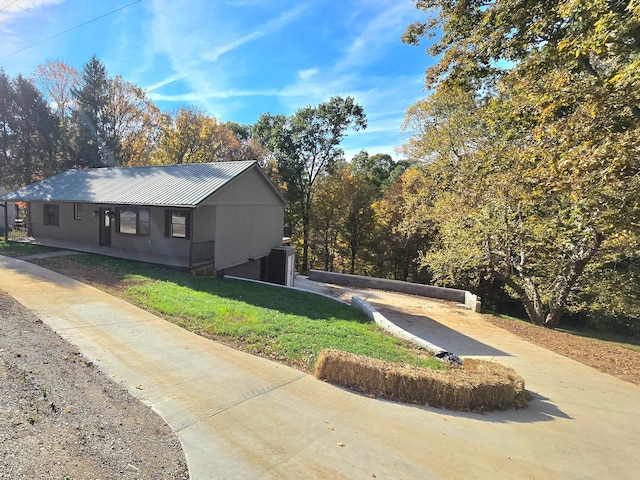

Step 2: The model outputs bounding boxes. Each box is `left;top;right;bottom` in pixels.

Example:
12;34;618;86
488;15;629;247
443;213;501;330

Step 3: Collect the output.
254;96;366;273
402;0;640;327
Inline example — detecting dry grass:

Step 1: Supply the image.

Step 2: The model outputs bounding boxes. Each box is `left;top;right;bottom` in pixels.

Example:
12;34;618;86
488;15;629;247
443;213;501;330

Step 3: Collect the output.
315;350;527;411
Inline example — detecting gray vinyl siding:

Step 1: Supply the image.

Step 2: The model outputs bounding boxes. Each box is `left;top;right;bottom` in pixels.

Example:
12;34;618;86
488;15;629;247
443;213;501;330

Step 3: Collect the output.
192;205;216;242
30;202;191;261
31;202;98;243
201;166;284;207
110;207;190;260
215;204;283;270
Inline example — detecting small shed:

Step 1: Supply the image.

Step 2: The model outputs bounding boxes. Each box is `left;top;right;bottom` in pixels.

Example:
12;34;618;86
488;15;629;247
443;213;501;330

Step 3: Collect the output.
0;161;291;280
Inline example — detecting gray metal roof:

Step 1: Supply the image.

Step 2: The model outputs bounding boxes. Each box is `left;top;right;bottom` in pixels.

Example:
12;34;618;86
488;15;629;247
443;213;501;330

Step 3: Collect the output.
0;161;270;207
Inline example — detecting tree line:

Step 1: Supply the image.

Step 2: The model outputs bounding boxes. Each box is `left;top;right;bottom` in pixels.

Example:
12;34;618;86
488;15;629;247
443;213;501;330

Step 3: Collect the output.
0;55;423;283
2;0;639;338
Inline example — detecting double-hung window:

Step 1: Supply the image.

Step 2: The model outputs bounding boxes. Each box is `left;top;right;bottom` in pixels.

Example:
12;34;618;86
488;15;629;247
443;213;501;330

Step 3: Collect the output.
165;209;190;239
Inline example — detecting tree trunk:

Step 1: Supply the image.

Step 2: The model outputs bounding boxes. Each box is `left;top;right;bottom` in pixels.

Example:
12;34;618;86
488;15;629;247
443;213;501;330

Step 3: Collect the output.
542;230;604;328
491;230;604;328
302;193;311;274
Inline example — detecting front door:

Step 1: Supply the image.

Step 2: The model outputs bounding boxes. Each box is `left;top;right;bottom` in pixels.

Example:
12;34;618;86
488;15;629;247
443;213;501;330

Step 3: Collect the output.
99;208;112;246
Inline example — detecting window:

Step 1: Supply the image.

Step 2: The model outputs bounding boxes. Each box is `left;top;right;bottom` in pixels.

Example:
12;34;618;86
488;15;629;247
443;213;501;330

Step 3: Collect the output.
43;204;59;226
117;207;150;235
74;203;82;220
165;209;190;239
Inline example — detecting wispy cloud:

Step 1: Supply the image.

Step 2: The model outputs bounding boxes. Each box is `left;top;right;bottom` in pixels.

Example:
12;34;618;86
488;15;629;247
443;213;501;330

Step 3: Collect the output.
148;87;280;102
203;3;310;62
140;0;430;154
145;73;187;93
0;0;66;20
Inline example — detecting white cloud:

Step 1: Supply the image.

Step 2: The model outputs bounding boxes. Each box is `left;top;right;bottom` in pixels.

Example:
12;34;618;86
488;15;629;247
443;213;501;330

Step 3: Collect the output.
139;0;429;152
297;68;319;81
0;0;66;19
203;3;310;62
147;87;280;102
336;1;419;70
144;73;187;93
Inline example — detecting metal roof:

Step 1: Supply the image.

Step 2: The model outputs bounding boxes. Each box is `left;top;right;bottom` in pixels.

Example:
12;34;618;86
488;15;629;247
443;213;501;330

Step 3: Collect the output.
0;161;271;207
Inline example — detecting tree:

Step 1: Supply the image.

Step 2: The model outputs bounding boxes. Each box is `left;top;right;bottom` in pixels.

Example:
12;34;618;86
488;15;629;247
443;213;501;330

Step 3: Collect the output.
33;60;79;120
71;55;115;167
371;166;433;282
152;107;245;165
309;164;350;272
7;75;60;186
0;70;11;190
402;1;640;327
253;96;367;272
350;150;407;200
341;167;376;275
107;75;160;166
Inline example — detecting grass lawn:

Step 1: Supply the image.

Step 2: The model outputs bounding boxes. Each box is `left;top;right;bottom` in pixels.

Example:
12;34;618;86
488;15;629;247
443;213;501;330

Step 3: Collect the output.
0;239;59;257
26;250;445;372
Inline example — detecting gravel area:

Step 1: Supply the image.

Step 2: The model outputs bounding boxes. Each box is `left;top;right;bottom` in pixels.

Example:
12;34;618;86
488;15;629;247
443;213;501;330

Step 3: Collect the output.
0;292;189;480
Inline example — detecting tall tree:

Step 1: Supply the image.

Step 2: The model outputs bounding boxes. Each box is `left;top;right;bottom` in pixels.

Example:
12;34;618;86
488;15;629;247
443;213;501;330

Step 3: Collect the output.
254;96;366;272
403;0;640;327
71;55;115;167
33;60;79;120
309;164;350;272
7;75;60;186
0;70;11;190
107;75;161;166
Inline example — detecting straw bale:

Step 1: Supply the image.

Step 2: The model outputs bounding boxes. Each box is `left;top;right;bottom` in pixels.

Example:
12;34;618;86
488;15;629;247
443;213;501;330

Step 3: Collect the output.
314;350;527;411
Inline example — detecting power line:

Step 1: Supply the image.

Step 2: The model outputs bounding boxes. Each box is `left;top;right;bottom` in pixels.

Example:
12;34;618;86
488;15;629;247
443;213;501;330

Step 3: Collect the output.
0;1;20;12
0;0;142;61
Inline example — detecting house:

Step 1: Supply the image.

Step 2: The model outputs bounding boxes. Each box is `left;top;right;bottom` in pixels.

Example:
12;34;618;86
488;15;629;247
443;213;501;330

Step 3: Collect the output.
0;161;294;283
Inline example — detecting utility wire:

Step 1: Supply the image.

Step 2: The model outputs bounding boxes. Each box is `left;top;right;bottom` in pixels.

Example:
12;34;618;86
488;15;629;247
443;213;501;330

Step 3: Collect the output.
0;1;20;12
0;0;142;60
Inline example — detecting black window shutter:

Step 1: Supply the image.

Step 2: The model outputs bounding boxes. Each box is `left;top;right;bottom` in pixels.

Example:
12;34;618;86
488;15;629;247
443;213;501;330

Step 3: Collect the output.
185;211;191;240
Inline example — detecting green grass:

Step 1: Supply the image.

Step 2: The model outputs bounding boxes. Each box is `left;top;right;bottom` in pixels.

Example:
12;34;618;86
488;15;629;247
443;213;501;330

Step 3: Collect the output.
0;241;60;258
38;254;446;372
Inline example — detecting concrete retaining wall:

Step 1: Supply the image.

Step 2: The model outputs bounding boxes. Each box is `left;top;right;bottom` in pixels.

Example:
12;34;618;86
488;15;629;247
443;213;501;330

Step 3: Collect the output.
351;296;448;357
308;270;481;312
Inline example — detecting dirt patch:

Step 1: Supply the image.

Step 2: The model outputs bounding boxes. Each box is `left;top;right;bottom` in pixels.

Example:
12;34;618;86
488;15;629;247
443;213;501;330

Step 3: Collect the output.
33;256;130;293
0;292;189;479
486;316;640;386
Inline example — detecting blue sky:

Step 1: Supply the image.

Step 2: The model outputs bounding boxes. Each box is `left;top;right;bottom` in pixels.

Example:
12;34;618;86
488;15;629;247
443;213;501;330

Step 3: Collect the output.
0;0;433;160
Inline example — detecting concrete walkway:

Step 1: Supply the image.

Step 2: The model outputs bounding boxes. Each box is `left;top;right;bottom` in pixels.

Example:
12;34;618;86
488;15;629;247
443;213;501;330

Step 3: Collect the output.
1;256;639;479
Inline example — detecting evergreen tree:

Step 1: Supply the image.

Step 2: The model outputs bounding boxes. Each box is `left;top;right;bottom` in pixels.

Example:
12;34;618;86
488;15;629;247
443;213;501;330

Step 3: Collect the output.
71;55;117;167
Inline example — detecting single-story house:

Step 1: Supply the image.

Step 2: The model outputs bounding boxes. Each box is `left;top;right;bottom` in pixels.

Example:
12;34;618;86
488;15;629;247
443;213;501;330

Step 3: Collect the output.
0;161;294;283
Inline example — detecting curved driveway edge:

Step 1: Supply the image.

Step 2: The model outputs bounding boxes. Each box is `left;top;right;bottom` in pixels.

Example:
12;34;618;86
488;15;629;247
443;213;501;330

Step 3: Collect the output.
2;256;640;479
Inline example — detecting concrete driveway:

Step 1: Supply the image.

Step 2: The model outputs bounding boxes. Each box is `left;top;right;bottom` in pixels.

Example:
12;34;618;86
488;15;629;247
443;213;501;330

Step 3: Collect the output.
1;256;639;479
